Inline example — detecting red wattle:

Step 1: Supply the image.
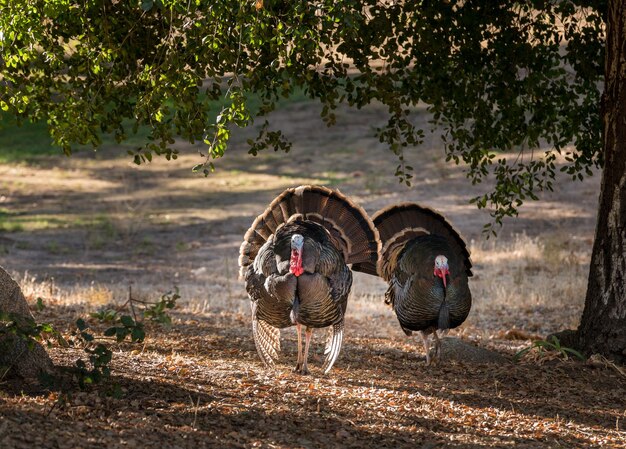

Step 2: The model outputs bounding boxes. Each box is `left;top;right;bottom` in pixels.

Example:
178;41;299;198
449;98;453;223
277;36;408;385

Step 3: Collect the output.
434;267;449;288
290;250;304;277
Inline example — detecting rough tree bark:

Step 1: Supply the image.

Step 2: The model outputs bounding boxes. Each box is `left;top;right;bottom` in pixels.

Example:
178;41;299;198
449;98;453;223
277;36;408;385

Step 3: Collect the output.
577;0;626;362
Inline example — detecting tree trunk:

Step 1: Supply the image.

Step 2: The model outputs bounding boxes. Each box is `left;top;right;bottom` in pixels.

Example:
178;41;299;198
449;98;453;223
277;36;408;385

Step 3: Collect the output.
577;0;626;363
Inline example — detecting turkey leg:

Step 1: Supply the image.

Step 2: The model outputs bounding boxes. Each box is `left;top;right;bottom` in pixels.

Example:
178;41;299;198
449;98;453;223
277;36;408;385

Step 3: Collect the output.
300;327;314;375
419;331;431;365
294;323;303;372
432;330;441;364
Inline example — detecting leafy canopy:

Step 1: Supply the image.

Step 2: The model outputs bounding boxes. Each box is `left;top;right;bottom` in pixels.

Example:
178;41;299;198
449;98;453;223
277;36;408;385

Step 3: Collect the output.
0;0;604;230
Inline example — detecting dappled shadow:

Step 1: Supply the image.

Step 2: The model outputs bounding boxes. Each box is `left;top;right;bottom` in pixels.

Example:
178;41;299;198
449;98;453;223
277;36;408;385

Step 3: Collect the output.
0;380;479;449
0;99;600;292
0;355;610;449
340;339;625;435
106;309;626;436
1;299;623;448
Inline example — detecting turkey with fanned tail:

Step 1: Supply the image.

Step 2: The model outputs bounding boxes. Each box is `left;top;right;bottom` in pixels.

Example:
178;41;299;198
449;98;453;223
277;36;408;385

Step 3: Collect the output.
352;203;472;365
239;185;379;374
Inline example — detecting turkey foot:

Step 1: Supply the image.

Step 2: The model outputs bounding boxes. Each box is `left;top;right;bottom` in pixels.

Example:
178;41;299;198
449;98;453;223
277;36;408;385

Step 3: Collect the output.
293;363;310;375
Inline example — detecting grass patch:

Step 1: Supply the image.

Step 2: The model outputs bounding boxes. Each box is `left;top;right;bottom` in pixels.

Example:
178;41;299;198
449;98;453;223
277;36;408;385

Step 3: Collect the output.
45;240;71;255
0;210;121;233
319;171;349;186
0;208;25;232
0;112;152;164
0;213;77;232
134;237;156;256
467;233;588;335
0;114;63;163
85;216;120;250
175;241;190;252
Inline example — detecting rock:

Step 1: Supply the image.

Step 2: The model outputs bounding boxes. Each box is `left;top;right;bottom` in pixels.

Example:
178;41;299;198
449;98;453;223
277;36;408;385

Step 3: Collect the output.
439;337;508;365
0;266;53;380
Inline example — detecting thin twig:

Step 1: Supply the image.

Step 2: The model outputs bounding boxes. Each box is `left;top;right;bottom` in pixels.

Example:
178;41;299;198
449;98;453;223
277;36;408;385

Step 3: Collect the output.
189;395;200;430
46;395;64;418
128;285;138;322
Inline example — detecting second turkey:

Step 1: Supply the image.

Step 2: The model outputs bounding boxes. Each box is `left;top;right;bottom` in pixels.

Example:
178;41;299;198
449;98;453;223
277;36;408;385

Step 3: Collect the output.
353;203;472;365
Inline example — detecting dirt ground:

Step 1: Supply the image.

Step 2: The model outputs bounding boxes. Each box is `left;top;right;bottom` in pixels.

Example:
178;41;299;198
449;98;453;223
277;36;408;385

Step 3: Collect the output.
1;100;625;448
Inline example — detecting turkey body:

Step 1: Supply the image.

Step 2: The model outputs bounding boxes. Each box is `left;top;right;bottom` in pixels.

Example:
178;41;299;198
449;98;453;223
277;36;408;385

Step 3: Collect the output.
239;186;378;374
246;221;351;330
388;235;471;336
353;203;472;364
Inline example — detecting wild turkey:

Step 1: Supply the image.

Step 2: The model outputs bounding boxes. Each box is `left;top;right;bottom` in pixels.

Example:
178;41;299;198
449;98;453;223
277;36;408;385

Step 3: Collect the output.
239;185;379;374
352;203;472;364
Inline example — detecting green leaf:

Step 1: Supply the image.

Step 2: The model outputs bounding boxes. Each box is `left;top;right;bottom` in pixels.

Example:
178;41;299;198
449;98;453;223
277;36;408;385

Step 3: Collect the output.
76;318;87;331
115;328;129;342
120;315;135;327
131;327;145;343
561;347;586;361
81;331;94;342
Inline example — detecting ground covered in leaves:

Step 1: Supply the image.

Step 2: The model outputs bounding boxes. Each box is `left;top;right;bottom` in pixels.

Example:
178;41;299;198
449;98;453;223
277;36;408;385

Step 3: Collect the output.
1;99;625;447
1;310;625;449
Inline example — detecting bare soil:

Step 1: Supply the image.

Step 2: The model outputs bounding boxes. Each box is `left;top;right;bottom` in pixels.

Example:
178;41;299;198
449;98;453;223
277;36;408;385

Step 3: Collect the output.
1;100;625;448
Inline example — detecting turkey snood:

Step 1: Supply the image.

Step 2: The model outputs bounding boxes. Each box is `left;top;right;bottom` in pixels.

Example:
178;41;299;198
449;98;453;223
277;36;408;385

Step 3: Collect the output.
290;234;304;277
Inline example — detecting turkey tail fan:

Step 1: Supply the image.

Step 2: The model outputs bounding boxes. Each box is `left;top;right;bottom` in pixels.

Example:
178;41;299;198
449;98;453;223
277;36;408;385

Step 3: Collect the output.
353;203;472;280
239;185;380;276
322;321;344;374
251;303;281;367
294;185;380;266
238;187;296;277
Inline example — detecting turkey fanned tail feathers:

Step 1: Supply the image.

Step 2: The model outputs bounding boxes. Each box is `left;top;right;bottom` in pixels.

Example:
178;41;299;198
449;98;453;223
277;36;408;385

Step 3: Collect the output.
239;185;379;374
322;322;344;374
239;185;380;277
251;302;281;367
352;202;472;280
